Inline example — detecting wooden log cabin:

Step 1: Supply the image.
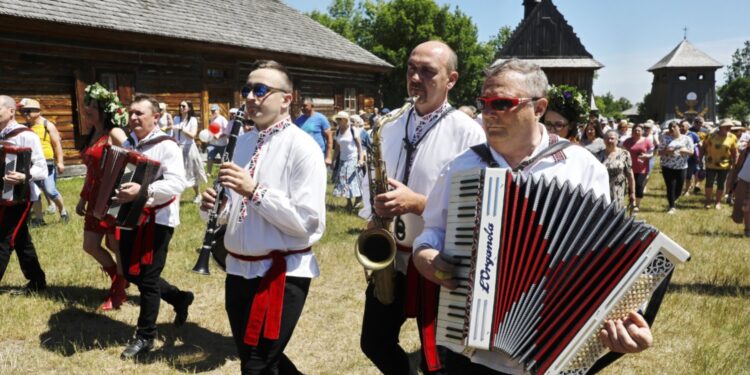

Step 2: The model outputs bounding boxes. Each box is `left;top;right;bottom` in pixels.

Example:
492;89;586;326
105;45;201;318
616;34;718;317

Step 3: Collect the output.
0;0;391;175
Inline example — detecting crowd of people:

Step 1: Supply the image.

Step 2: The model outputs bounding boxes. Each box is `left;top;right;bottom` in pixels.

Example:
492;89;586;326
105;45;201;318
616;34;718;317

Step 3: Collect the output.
0;38;745;375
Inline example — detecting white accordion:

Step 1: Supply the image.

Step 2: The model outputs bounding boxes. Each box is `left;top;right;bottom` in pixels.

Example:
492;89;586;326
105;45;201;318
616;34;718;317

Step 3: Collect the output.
436;168;690;375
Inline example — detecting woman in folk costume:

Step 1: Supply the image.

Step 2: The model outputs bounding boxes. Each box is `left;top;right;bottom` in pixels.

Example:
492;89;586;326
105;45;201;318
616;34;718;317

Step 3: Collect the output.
75;83;129;310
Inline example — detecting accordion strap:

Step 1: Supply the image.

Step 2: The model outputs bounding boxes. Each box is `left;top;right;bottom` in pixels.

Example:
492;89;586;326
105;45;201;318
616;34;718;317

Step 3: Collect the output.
0;127;32;140
470;134;571;171
134;135;176;151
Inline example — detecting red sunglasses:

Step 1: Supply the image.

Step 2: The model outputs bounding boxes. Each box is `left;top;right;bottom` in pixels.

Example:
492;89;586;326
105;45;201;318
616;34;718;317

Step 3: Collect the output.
476;96;539;112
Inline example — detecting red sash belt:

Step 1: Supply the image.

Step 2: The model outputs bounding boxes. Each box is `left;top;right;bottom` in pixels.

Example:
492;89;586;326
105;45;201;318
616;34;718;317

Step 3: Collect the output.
228;247;311;346
127;197;176;276
0;199;32;248
399;244;442;371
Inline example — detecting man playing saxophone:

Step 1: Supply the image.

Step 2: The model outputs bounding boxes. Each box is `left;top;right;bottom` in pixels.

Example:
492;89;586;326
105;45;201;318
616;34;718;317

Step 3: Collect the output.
359;40;485;374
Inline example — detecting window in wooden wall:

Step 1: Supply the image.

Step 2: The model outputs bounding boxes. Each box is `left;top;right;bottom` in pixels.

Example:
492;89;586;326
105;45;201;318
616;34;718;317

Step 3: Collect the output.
344;88;356;112
100;73;118;91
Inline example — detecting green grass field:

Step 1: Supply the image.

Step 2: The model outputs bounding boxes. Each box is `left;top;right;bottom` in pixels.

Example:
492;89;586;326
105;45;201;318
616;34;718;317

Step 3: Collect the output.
0;172;747;374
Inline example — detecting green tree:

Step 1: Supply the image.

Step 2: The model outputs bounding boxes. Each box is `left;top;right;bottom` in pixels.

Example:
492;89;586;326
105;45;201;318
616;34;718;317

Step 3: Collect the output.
717;77;750;121
725;40;750;82
310;0;494;108
486;25;513;58
594;92;631;119
308;0;364;43
637;92;658;120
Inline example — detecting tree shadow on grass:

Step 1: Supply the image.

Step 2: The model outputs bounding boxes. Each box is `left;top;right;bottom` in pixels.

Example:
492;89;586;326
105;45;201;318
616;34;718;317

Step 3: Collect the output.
40;307;237;372
669;282;750;297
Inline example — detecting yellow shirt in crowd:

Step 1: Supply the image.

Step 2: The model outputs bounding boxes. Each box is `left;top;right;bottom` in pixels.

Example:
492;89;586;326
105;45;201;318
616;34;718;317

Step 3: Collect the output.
30;118;55;160
704;132;737;170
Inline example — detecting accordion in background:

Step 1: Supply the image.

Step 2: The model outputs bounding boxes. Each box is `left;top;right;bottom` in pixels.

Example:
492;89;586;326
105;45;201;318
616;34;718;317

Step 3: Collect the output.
0;145;32;205
437;168;690;375
89;144;160;229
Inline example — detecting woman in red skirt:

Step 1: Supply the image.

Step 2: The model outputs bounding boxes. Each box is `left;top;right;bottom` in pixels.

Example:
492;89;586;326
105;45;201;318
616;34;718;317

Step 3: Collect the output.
75;83;129;310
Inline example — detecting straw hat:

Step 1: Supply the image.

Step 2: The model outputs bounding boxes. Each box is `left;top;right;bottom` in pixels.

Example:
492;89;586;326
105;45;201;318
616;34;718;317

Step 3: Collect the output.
718;118;734;128
332;111;349;121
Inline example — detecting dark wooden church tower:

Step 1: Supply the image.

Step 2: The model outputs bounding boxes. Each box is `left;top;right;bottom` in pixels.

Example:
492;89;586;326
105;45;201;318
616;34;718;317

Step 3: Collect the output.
648;39;723;122
496;0;603;100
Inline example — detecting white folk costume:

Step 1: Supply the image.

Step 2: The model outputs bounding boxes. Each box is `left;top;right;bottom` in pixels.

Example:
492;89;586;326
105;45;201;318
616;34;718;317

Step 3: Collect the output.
119;128;191;341
358;102;486;373
414;124;610;374
208;116;326;373
0;120;48;288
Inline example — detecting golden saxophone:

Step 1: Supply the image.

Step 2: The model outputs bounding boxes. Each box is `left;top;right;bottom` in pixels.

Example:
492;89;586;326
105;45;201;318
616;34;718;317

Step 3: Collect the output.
356;96;418;305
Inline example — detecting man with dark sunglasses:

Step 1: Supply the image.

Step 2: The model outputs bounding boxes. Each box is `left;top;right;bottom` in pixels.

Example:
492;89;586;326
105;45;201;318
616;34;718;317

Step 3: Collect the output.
200;60;326;374
412;59;651;374
358;40;485;374
294;97;333;167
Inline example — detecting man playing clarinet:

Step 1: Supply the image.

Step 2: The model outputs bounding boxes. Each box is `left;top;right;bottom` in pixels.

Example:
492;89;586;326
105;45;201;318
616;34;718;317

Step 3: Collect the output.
0;95;48;295
412;59;653;374
200;60;326;374
358;41;485;374
117;95;193;360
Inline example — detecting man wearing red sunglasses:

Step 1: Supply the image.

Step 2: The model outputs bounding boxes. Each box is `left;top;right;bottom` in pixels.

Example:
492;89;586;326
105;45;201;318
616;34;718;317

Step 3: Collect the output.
359;40;485;374
413;59;651;374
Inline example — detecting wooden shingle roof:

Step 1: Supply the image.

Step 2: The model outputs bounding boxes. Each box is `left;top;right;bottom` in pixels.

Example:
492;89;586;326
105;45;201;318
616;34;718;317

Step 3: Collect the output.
0;0;391;70
648;39;723;71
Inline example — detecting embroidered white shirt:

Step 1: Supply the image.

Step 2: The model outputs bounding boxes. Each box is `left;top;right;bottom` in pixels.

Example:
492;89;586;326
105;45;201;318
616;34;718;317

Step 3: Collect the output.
123;128;188;228
209;118;327;279
359;102;486;274
0;120;48;201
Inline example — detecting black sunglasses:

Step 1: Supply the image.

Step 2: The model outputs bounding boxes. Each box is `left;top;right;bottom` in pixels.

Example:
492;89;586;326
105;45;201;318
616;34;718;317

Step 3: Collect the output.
241;83;287;99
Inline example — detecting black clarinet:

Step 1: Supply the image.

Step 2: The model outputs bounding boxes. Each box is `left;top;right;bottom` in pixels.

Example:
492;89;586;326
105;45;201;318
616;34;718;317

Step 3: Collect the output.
192;105;246;275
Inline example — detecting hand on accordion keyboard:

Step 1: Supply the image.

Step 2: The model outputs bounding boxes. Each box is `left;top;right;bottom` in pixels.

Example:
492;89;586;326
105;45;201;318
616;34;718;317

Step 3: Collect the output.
412;248;457;289
2;171;26;186
113;182;141;204
598;311;653;354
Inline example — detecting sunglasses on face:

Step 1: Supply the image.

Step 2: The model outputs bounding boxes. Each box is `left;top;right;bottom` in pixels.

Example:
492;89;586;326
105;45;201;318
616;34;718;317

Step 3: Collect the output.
241;83;287;99
475;96;539;112
544;121;568;129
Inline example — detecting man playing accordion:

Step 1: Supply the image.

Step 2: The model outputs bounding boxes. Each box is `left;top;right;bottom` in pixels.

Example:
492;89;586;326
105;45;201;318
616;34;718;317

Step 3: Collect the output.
412;60;653;374
0;95;48;295
116;95;193;360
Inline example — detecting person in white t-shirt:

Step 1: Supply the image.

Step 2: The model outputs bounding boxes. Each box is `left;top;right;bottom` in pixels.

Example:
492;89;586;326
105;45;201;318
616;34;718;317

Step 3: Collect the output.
412;59;653;374
174;100;207;202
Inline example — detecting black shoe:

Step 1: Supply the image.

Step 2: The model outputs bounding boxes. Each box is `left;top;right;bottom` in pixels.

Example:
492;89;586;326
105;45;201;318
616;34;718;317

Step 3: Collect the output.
30;218;46;228
174;291;194;327
120;337;154;360
10;281;47;296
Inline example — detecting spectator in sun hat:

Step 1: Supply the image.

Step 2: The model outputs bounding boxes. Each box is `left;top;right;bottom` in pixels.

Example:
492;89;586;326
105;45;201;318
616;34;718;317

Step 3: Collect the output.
18;98;70;226
702;118;739;209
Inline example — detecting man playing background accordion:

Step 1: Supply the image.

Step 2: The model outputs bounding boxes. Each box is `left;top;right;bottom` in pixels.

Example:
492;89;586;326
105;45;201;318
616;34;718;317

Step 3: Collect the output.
412;59;653;374
0;95;48;295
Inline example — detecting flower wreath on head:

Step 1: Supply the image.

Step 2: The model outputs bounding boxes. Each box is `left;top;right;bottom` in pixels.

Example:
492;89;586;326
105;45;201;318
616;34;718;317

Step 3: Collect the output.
546;84;589;125
84;82;128;128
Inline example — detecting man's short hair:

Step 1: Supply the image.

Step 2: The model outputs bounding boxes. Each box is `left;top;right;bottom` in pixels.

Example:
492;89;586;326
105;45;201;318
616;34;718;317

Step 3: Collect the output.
253;60;293;93
485;59;548;98
0;95;16;110
132;94;160;114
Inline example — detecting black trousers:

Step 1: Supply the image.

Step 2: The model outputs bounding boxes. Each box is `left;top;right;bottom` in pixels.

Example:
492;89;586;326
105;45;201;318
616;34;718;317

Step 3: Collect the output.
634;173;648;198
119;224;186;339
360;272;412;375
0;203;46;286
662;167;686;209
226;273;310;375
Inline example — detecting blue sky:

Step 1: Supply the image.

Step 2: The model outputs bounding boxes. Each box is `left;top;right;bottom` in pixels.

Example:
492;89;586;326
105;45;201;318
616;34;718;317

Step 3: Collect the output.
284;0;750;105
